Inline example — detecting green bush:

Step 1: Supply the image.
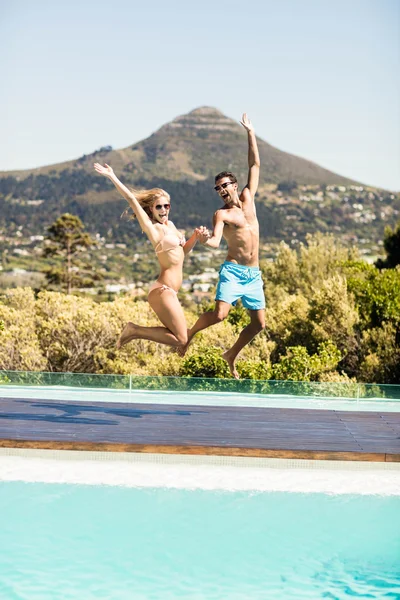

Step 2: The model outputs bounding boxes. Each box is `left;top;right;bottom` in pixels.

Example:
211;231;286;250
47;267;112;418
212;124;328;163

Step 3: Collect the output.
180;346;231;378
358;323;400;384
0;288;47;371
263;233;358;296
346;262;400;328
226;301;251;331
272;341;342;382
237;359;271;380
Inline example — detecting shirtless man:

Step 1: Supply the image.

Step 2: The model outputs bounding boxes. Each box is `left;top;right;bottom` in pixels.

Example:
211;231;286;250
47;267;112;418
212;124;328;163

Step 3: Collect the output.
181;113;266;378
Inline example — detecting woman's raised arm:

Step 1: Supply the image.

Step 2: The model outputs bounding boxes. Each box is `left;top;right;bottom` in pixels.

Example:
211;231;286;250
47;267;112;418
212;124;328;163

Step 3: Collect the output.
94;163;156;240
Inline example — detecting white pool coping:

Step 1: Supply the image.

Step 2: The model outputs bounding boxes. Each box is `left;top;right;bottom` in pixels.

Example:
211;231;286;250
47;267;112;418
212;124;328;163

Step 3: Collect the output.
1;448;399;496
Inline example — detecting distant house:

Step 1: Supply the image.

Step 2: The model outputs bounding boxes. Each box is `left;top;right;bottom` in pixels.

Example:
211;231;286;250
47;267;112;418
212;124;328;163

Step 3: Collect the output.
13;248;30;256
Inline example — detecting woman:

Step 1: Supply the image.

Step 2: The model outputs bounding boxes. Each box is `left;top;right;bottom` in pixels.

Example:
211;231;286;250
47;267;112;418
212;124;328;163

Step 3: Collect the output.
94;163;208;349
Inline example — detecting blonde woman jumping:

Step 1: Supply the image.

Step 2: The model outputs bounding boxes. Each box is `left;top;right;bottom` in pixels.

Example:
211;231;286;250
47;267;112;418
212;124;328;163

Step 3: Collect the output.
94;163;208;349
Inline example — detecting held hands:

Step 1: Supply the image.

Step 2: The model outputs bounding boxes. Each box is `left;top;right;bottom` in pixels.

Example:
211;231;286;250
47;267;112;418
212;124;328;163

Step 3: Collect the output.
195;226;211;244
240;113;254;133
94;162;114;178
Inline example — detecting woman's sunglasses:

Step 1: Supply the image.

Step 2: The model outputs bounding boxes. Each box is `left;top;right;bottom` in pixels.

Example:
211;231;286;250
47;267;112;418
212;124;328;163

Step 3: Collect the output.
155;203;171;210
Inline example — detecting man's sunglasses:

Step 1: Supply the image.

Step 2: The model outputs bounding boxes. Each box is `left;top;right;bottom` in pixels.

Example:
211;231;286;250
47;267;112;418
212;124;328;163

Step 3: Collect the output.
155;203;170;210
214;181;234;193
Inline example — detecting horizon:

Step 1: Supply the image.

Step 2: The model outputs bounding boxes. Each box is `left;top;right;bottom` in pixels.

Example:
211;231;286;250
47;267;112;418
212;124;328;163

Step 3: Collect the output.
1;0;399;190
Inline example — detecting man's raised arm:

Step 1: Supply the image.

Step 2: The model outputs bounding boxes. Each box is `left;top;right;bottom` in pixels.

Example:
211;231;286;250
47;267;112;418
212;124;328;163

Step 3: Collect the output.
240;113;260;199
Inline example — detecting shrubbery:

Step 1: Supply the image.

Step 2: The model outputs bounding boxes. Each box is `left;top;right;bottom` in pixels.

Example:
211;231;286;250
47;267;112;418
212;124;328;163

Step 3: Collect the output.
0;232;399;383
0;288;47;371
271;341;342;382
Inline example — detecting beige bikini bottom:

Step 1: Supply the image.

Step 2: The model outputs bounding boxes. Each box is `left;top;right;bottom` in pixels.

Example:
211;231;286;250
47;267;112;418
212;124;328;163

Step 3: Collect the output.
148;281;178;297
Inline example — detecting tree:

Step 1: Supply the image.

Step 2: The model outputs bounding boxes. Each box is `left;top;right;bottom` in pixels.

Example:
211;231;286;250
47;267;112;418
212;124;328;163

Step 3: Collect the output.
376;221;400;269
345;261;400;329
262;233;358;296
359;323;400;384
43;213;99;294
277;179;297;193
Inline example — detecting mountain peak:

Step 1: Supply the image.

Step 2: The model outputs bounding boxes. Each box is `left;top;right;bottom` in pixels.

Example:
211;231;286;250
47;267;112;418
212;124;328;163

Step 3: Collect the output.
187;106;225;117
0;106;357;190
157;106;239;134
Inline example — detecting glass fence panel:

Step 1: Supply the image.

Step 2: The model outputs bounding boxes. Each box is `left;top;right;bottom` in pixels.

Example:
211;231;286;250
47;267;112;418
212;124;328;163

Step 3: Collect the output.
0;370;399;400
360;383;400;400
0;370;130;390
128;377;363;398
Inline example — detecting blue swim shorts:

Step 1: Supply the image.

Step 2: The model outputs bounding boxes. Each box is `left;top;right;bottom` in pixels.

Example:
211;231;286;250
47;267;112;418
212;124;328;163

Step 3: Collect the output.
215;261;265;310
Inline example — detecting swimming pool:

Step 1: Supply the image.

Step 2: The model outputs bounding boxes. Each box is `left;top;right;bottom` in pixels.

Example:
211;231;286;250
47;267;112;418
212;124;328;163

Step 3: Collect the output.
1;368;400;598
1;451;399;600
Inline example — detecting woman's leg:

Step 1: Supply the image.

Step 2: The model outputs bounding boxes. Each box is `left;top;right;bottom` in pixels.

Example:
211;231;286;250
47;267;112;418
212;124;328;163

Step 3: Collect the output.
117;289;188;349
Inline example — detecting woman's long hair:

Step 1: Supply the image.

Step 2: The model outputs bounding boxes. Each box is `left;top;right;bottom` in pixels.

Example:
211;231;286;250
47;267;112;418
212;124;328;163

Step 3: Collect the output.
121;188;170;221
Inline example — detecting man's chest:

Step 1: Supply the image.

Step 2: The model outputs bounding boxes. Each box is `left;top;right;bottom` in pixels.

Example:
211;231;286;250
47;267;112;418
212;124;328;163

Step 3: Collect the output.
223;209;256;233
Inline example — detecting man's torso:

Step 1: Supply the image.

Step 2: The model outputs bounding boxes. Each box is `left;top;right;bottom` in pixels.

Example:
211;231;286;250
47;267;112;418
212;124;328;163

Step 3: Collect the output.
219;193;259;267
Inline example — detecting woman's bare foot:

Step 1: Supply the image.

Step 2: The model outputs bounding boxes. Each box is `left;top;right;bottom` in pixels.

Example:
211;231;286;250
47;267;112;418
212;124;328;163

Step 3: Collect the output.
116;322;139;349
222;350;239;379
177;329;192;357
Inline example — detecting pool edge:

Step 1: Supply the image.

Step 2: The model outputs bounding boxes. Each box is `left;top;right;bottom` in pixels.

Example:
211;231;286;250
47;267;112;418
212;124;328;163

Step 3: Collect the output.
1;438;398;462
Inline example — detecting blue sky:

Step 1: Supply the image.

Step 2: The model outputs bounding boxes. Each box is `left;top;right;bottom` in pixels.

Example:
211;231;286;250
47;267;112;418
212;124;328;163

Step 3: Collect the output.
1;0;399;189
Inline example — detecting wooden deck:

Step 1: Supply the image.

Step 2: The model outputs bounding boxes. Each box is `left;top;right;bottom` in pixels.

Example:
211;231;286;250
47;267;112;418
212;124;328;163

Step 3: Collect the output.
0;396;399;462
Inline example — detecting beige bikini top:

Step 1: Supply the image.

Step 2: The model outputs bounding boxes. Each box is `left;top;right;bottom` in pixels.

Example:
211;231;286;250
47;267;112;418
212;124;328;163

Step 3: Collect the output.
155;228;186;255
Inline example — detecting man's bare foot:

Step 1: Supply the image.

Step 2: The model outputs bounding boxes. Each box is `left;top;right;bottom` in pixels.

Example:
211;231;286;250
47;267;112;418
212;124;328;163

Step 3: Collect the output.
177;330;192;357
222;350;239;379
116;322;139;349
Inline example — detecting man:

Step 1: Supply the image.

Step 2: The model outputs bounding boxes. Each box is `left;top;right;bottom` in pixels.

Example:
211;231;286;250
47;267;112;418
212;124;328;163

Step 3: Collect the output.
181;113;266;378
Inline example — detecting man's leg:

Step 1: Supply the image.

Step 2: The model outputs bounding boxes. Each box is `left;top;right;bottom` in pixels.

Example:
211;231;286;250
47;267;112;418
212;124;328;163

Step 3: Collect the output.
178;301;231;356
222;309;266;379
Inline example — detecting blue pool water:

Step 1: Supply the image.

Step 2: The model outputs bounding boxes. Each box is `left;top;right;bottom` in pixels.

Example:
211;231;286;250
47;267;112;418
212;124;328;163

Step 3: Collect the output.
1;482;399;599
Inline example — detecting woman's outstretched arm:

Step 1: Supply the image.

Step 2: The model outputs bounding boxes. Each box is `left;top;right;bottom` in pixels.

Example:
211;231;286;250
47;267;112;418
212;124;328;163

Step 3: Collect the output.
183;226;210;256
94;163;157;242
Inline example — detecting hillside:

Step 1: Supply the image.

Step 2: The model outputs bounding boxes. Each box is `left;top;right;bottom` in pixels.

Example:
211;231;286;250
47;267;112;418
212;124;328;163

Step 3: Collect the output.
0;107;398;245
